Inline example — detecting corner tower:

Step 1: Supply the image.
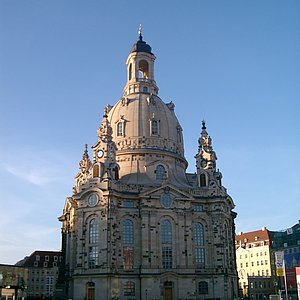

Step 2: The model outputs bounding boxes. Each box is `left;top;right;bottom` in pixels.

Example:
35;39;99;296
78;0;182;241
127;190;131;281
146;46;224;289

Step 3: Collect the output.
59;29;238;300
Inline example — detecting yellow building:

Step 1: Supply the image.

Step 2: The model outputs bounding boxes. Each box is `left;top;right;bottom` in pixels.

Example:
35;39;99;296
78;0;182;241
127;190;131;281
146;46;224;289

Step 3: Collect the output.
236;227;275;299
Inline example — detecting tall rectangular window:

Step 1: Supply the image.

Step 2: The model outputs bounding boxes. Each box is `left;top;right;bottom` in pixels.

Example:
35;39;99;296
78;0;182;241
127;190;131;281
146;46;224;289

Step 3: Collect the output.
162;246;172;268
123;246;134;270
89;246;98;269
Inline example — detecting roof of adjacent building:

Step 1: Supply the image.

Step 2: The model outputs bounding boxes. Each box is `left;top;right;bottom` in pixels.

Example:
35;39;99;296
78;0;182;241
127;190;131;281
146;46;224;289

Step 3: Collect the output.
15;250;62;268
236;227;271;245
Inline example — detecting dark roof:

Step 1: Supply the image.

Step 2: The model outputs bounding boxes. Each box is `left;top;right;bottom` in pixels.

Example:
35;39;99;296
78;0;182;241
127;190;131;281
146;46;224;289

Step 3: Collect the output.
16;250;62;268
130;35;152;54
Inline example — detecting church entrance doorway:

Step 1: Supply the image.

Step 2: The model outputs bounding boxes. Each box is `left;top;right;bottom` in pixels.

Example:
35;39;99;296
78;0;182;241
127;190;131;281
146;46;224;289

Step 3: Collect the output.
86;282;95;300
164;281;173;300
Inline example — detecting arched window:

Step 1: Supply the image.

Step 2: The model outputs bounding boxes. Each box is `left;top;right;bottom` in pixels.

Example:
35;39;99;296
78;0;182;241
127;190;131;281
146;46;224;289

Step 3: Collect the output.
113;166;119;180
123;219;134;244
161;219;172;269
124;281;135;296
128;63;132;81
93;164;99;178
198;281;208;294
138;60;149;78
200;173;206;187
161;220;172;244
151;120;159;135
194;223;205;267
89;219;98;244
117;122;124;136
155;164;165;180
143;86;148;93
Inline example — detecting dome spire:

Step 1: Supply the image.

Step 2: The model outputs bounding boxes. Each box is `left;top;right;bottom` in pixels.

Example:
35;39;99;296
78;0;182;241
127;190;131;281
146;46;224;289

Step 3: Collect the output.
138;24;143;41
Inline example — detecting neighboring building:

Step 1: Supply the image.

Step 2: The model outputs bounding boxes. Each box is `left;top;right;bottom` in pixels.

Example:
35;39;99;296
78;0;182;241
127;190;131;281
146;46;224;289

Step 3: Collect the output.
0;264;27;300
235;228;275;299
236;222;300;300
59;30;238;300
271;221;300;299
16;250;62;299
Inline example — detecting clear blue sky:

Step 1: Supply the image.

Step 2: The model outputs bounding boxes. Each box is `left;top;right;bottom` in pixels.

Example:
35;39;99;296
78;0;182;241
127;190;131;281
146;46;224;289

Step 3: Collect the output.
0;0;299;264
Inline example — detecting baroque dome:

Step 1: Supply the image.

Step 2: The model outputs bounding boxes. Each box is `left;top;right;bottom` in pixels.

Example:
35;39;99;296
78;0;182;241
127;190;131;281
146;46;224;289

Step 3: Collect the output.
101;33;188;185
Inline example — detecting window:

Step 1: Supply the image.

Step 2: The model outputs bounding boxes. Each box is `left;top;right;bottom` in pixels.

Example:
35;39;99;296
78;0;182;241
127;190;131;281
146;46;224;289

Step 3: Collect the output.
124;281;135;296
89;219;99;244
198;281;208;295
193;204;203;212
161;220;172;268
155;164;166;180
34;261;38;267
200;173;207;187
123;219;134;244
162;247;172;268
45;255;49;261
93;164;99;178
128;63;132;81
161;192;172;208
246;262;248;267
46;276;54;296
123;200;134;208
194;223;205;267
44;262;48;267
89;246;98;268
54;256;58;262
161;220;172;244
266;270;269;276
36;255;40;261
194;223;204;246
117;122;124;136
143;86;148;92
123;246;134;270
151;120;159;135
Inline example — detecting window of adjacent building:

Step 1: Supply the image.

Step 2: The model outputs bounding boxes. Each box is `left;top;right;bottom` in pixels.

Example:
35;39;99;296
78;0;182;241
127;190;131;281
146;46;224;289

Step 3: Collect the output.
198;281;208;295
34;261;38;267
240;263;243;268
161;220;172;268
124;281;135;296
265;260;268;265
46;276;54;296
36;255;40;261
246;262;248;267
194;223;205;267
88;246;98;269
261;260;264;265
151;120;159;135
266;270;269;276
45;255;49;261
53;262;57;267
257;261;260;266
123;219;134;244
54;256;58;262
155;164;166;180
44;262;48;267
89;219;99;244
262;270;264;276
251;262;254;267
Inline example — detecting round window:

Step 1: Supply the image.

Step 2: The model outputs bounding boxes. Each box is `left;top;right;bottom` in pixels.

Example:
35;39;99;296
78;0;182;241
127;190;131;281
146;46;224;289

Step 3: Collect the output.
88;194;98;207
161;192;172;208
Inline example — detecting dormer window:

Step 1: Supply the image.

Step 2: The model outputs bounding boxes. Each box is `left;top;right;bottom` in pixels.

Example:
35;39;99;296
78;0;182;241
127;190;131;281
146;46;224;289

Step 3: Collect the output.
151;120;159;135
155;164;166;180
200;174;207;187
116;120;125;137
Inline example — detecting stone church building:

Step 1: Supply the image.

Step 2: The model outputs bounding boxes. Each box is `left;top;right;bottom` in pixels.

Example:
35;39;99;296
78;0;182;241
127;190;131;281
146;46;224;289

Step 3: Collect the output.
59;30;238;300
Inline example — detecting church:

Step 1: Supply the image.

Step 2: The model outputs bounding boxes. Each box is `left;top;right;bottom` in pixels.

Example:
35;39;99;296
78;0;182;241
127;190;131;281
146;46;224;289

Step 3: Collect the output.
59;29;238;300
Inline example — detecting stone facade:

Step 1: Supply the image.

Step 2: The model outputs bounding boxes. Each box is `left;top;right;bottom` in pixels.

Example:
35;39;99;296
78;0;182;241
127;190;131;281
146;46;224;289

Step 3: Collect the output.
59;30;238;300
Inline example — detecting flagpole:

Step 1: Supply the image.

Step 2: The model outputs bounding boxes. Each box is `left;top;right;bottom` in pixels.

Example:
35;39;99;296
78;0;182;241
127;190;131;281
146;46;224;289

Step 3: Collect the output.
283;259;288;300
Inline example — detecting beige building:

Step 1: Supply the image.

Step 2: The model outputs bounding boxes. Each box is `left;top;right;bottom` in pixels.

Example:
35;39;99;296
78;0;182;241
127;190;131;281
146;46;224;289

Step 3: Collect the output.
16;250;62;299
236;228;275;298
59;30;238;300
